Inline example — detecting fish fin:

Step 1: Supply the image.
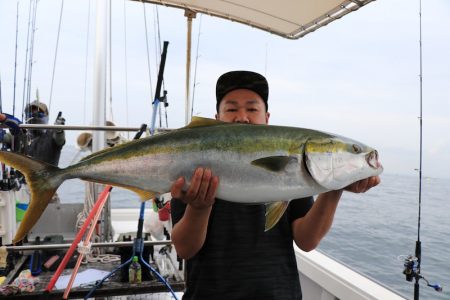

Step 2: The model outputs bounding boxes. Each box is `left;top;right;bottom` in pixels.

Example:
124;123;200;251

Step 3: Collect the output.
185;117;226;128
251;156;298;172
0;151;63;243
264;201;289;231
80;147;113;162
79;139;142;162
128;188;155;201
82;178;156;201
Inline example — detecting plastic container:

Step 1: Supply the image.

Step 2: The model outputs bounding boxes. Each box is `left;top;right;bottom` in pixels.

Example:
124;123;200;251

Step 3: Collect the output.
128;256;142;284
0;191;16;244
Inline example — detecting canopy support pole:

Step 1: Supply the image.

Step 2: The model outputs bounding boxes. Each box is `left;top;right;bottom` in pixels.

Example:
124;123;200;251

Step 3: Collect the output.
184;10;196;125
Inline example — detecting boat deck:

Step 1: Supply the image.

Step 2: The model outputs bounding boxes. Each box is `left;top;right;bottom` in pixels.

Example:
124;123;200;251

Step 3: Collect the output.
2;254;185;299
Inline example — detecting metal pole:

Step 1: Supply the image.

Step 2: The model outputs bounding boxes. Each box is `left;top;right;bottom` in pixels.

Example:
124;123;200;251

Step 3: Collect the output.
184;10;196;125
13;124;145;131
93;0;110;242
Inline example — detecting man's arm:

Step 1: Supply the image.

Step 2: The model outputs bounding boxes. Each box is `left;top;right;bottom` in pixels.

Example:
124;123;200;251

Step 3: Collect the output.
0;113;22;135
52;113;66;146
292;176;381;252
170;168;219;259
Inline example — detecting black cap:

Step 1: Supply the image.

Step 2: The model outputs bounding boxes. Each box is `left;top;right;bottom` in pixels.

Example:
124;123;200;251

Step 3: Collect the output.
216;71;269;112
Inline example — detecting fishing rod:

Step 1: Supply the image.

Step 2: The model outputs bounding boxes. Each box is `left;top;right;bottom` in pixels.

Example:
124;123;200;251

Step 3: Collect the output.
85;40;178;300
21;0;33;121
26;0;38;111
401;1;442;298
150;41;169;135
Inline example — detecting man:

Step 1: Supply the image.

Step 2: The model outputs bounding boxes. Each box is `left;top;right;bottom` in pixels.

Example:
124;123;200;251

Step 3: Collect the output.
0;100;66;166
170;71;380;299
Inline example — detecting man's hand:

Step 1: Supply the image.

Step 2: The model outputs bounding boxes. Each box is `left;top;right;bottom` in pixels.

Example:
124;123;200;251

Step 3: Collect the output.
171;168;219;210
170;168;219;259
344;176;380;193
54;115;65;125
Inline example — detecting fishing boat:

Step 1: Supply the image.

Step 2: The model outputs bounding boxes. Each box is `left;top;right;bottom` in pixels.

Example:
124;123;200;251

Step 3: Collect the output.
1;0;442;299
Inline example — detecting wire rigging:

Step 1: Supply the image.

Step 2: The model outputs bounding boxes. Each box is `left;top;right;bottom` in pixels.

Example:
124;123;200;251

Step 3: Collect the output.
13;2;20;115
190;14;202;119
142;3;154;122
82;0;92;125
48;0;65;114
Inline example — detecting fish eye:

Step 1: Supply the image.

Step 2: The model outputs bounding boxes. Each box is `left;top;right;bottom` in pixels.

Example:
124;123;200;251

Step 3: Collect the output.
352;144;362;153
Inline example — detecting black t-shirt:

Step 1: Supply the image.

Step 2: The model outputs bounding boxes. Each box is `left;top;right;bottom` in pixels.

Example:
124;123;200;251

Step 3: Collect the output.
171;197;314;300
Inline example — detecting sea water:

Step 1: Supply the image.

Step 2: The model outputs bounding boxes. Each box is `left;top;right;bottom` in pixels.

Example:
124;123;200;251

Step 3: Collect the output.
318;173;450;300
58;147;450;299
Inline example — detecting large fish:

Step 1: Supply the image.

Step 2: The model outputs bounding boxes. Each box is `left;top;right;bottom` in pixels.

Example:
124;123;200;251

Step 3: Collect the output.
0;117;383;243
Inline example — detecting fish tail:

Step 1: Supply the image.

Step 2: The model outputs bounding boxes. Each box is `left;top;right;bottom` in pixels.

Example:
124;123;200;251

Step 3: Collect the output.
0;151;64;243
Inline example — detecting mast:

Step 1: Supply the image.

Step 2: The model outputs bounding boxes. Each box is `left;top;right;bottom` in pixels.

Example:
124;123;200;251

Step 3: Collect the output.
93;0;111;241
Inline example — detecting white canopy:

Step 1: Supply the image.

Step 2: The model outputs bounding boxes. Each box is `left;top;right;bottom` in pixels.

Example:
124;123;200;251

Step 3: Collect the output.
138;0;374;39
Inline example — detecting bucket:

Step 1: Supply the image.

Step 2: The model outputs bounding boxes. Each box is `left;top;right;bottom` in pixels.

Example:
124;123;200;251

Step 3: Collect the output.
16;202;28;222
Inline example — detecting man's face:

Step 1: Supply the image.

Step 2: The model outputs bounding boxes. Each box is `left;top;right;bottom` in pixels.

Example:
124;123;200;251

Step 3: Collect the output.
26;105;48;127
216;89;270;125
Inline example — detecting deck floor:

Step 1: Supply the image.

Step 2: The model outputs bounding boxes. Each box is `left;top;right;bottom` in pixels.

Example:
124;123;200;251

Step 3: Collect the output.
1;254;185;299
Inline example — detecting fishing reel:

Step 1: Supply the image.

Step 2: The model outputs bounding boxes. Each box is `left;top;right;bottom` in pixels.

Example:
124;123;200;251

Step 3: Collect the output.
401;255;418;282
399;255;442;292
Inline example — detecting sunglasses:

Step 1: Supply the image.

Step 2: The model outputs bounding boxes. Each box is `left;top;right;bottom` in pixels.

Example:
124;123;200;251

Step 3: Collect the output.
26;111;47;118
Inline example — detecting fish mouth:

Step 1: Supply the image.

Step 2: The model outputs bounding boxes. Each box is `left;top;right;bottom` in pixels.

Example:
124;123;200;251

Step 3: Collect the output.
366;150;382;169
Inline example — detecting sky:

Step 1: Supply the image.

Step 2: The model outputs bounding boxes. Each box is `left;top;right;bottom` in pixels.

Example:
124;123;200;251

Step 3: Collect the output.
0;0;449;179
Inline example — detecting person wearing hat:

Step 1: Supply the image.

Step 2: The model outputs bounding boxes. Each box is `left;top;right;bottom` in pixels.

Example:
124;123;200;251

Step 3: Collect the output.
169;70;380;300
0;100;66;166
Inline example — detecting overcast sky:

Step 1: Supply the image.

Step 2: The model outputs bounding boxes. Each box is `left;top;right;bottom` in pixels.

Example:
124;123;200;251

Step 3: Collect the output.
0;0;449;179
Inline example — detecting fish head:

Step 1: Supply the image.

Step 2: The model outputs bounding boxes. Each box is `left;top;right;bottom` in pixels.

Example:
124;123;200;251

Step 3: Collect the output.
304;136;383;190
